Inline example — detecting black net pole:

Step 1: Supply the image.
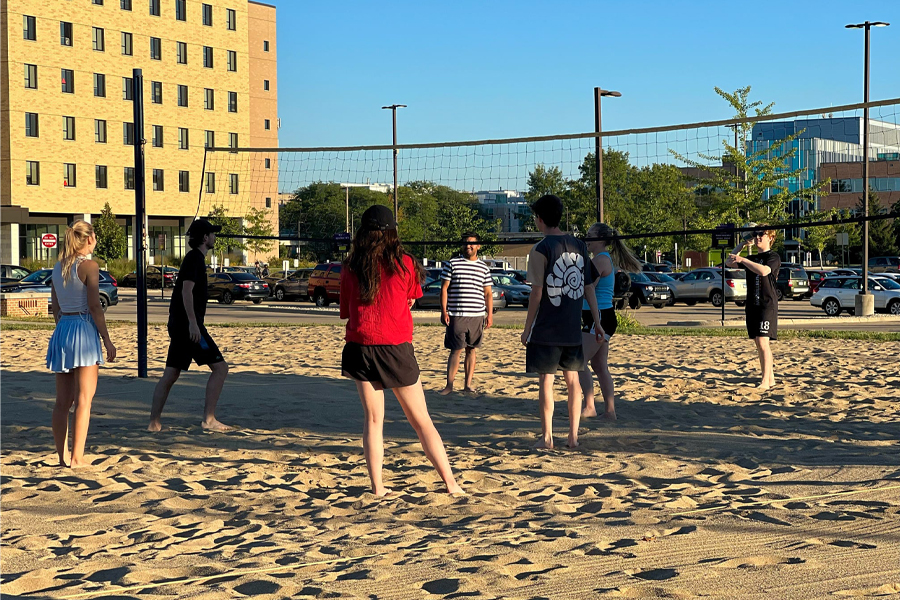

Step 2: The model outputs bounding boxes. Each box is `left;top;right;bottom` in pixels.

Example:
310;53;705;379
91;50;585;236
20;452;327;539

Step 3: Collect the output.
132;68;148;378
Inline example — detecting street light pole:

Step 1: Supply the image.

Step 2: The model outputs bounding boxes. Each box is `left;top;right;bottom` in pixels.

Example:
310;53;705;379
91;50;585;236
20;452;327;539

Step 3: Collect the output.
382;104;406;218
846;20;889;316
594;88;621;223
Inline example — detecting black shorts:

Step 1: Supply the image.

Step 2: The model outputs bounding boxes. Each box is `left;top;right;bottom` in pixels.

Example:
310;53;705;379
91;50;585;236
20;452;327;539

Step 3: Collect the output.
526;344;585;375
582;308;618;339
165;325;225;371
342;342;420;389
444;316;485;350
746;306;778;340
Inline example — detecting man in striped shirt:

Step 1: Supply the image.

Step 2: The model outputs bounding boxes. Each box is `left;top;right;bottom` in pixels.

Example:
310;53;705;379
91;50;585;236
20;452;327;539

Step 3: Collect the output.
439;234;493;395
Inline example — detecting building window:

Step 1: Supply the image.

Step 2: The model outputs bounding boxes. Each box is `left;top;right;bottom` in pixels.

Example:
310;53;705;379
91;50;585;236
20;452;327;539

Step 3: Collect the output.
202;4;213;26
64;164;77;187
95;119;107;143
265;197;271;208
229;174;239;194
124;167;135;189
178;85;188;107
121;32;133;55
94;73;106;97
149;0;160;16
151;81;162;104
264;40;269;52
121;0;132;10
26;161;40;186
265;158;271;169
205;172;215;193
61;69;74;93
63;116;76;140
96;165;108;189
203;46;213;68
153;169;164;191
264;119;270;130
205;130;214;148
175;0;186;21
179;170;190;192
152;125;163;147
25;64;37;89
264;79;270;91
228;91;237;113
123;122;134;145
123;77;133;100
227;9;236;30
176;41;187;64
24;15;36;41
150;37;161;60
179;127;189;149
25;113;39;137
204;88;214;110
60;22;73;46
93;0;103;4
229;132;238;151
227;50;236;72
93;27;104;51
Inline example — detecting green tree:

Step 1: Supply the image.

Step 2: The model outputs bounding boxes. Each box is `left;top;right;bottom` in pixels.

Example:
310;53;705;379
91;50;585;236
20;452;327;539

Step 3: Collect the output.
859;192;899;257
891;197;900;251
93;202;126;261
802;209;838;268
521;165;567;232
207;204;245;262
244;207;275;259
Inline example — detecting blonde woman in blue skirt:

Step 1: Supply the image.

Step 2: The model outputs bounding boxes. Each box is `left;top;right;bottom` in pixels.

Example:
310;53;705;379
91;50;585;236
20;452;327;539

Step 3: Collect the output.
47;220;116;468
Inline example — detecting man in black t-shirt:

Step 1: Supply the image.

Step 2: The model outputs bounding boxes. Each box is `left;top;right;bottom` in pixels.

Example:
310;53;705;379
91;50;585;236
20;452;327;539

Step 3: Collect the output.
726;227;781;391
149;219;231;432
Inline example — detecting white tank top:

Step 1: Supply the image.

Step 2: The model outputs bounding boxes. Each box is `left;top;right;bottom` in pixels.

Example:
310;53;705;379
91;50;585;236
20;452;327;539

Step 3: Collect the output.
53;258;90;313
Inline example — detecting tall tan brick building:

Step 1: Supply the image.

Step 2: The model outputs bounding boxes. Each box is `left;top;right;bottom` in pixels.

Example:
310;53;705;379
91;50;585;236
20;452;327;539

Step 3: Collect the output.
0;0;278;265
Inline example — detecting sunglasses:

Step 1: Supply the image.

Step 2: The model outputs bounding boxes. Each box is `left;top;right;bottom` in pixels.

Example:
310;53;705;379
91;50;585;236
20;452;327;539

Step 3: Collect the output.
753;232;767;238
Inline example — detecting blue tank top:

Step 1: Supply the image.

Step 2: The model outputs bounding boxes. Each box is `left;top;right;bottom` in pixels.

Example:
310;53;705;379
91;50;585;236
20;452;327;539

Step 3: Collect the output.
582;252;614;310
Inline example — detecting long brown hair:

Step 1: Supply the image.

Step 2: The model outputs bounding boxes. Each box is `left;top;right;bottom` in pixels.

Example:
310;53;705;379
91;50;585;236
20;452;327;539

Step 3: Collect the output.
587;222;643;273
59;220;95;284
345;228;423;304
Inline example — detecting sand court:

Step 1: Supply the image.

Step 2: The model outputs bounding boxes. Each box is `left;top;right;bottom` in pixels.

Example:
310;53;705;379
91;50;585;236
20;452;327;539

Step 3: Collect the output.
2;325;899;599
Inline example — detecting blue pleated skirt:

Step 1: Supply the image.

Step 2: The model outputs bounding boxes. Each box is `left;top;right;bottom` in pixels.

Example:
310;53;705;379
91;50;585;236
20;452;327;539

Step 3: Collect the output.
46;313;105;373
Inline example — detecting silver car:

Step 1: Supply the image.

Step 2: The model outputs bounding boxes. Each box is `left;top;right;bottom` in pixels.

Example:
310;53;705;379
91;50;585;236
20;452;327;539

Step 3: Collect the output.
669;267;747;307
415;279;506;310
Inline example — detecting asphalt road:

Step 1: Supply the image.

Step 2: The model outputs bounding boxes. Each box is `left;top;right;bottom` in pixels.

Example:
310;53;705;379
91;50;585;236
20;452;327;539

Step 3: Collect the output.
109;288;900;332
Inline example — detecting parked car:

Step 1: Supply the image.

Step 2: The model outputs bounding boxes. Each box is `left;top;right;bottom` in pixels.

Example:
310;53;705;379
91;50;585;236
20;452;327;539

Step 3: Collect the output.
667;272;687;281
491;268;531;286
868;256;900;274
0;264;31;284
643;271;678;305
264;269;296;291
811;275;900;316
491;274;531;307
120;265;177;288
424;268;445;284
805;269;831;296
207;272;269;304
669;267;747;307
642;263;673;273
775;266;810;301
307;262;342;307
831;268;861;276
626;271;671;309
271;268;313;301
415;279;506;310
1;268;119;311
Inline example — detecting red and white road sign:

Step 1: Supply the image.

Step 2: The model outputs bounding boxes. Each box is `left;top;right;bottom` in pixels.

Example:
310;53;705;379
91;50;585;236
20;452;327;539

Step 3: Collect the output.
41;233;58;249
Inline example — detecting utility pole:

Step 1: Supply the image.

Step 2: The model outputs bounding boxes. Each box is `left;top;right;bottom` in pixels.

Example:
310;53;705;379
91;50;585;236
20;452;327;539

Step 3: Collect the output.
382;104;406;218
132;68;148;378
594;87;621;223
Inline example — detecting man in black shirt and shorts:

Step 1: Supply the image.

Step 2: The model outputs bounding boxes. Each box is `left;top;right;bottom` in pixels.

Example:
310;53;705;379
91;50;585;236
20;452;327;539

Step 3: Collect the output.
727;227;781;391
149;219;231;432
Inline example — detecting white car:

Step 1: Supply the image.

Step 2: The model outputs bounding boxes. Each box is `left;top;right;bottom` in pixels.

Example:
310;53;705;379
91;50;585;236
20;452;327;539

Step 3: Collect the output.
810;276;900;316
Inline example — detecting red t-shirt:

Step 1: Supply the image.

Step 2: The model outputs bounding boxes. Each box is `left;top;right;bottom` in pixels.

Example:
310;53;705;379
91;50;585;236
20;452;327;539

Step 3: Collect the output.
340;254;423;345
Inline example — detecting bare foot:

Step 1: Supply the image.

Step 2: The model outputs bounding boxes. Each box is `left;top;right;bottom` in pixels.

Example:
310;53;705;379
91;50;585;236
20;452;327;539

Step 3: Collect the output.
69;458;92;469
148;419;162;432
756;382;771;392
447;484;465;496
533;437;554;449
581;405;598;418
566;435;579;448
600;412;617;421
438;386;454;396
373;487;394;497
201;419;232;432
463;387;479;396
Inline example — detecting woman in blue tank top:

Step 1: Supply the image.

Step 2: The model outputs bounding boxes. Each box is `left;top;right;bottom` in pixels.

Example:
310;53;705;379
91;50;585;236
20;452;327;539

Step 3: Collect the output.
579;223;642;420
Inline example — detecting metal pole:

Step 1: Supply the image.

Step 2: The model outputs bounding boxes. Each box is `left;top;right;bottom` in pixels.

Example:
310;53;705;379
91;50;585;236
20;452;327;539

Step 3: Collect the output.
594;87;603;222
721;251;726;325
392;109;399;218
132;68;148;378
861;23;870;296
345;186;349;232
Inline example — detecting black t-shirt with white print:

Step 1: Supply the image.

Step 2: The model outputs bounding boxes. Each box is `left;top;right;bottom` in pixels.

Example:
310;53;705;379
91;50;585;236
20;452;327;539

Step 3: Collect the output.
744;251;781;309
169;248;208;329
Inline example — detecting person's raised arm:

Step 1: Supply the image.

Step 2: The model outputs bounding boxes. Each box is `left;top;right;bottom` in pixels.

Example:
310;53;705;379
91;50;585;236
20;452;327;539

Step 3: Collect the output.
82;261;116;361
726;239;751;269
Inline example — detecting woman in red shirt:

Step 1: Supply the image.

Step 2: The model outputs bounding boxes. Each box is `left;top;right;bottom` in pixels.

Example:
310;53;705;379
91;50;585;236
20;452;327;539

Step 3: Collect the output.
341;205;463;496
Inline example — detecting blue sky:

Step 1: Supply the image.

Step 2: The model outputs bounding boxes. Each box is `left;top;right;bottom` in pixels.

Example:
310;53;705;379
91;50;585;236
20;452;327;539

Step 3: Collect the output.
275;0;899;149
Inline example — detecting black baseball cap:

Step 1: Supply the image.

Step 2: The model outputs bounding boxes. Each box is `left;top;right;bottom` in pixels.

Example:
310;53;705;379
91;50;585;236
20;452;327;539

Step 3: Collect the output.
361;205;397;231
187;218;222;237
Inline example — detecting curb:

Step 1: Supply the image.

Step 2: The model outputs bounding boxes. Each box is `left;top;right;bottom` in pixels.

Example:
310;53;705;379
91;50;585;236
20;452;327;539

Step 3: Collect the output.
669;315;900;328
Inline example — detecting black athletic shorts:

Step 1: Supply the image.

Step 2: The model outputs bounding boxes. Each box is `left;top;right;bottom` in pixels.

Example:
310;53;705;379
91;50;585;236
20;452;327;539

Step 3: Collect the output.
746;305;778;340
165;324;225;371
582;308;618;339
444;315;485;350
526;344;585;375
342;342;420;389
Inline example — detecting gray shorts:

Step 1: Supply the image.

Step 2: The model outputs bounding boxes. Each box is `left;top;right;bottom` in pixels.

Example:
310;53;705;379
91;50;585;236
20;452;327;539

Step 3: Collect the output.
444;316;484;350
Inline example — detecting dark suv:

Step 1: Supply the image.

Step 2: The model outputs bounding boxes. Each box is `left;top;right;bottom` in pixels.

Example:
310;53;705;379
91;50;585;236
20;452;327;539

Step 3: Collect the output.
627;271;671;309
775;266;810;301
307;263;342;307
